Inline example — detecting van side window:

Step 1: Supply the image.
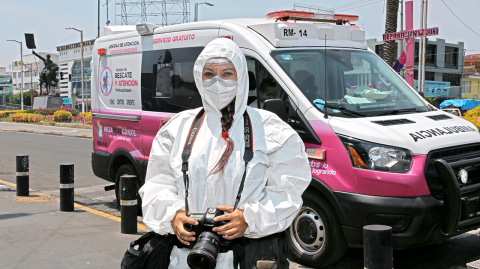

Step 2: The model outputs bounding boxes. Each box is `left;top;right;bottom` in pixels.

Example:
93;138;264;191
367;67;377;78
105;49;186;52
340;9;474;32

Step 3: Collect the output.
246;57;290;115
141;47;204;113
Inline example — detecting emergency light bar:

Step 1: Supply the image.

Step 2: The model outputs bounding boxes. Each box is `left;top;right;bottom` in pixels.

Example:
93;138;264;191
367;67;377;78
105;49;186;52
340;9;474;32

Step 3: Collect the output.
266;10;359;25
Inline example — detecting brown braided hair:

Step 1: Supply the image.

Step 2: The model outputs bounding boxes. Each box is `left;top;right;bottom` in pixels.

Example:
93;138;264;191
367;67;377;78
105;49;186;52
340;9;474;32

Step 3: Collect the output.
209;100;235;175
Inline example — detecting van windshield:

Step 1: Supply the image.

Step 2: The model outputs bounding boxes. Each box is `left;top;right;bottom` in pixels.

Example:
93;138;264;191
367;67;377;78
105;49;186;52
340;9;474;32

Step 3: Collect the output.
272;49;427;117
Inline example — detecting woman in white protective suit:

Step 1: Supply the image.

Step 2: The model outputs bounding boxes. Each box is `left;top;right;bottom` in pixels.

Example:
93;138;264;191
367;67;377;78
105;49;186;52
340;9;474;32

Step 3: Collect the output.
139;38;311;269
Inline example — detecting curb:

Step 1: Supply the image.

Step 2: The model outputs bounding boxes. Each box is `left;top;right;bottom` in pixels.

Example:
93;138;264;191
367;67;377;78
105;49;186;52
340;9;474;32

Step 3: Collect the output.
19;129;34;133
44;131;63;135
43;122;93;129
0;178;147;232
75;134;92;138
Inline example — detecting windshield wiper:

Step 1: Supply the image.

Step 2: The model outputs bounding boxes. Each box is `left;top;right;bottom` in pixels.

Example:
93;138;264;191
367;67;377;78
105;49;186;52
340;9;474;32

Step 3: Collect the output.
323;103;370;118
370;108;421;117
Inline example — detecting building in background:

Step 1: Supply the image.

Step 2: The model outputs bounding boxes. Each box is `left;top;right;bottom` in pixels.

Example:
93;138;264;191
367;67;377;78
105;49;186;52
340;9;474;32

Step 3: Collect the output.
464;54;480;76
11;52;59;95
367;38;465;98
56;39;95;106
463;54;480;99
0;67;13;106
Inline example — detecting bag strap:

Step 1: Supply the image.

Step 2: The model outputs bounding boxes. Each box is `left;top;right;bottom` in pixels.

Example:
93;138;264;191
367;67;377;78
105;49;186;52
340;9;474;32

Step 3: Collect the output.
181;110;253;214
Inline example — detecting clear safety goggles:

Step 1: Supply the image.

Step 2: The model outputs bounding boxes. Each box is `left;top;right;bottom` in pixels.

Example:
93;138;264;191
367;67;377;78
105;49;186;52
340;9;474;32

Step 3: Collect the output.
202;76;238;87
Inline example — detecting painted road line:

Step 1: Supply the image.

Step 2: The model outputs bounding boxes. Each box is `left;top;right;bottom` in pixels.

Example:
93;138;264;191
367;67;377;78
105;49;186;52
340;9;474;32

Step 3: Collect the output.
0;178;147;232
44;132;63;135
76;134;92;138
19;129;34;133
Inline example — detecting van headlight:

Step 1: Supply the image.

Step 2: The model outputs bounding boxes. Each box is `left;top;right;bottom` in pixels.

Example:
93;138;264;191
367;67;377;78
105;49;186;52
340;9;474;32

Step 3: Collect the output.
338;135;413;173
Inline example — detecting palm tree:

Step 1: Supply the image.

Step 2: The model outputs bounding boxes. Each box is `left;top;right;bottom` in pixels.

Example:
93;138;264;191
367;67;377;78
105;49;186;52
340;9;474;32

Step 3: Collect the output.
383;0;400;67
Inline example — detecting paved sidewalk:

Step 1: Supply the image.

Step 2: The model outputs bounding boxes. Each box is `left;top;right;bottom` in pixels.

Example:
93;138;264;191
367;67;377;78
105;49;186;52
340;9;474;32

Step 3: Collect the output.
0;181;143;269
0;122;92;138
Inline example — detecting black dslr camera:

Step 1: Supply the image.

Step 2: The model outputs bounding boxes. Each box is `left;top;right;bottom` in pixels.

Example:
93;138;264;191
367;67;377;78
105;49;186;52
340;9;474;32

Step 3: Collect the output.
183;208;231;269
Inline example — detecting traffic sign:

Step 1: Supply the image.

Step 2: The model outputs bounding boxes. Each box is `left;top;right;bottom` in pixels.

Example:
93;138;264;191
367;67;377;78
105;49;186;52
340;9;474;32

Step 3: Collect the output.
62;98;72;105
383;27;438;42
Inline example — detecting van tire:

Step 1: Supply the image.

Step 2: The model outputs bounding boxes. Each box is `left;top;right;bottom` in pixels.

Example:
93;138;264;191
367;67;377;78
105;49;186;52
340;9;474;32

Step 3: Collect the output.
287;190;348;268
114;164;142;215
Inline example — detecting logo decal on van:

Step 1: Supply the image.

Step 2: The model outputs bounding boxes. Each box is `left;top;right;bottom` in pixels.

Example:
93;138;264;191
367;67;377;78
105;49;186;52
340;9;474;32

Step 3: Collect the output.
408;125;477;142
100;67;113;96
97;120;103;138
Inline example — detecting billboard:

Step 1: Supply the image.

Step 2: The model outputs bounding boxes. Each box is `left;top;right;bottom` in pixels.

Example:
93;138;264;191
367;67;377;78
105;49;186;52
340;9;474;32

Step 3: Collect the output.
414;80;450;98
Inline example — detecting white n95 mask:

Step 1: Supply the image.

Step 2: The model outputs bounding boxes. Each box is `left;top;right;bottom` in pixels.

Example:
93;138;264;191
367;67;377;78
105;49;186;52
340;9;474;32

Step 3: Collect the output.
203;76;237;110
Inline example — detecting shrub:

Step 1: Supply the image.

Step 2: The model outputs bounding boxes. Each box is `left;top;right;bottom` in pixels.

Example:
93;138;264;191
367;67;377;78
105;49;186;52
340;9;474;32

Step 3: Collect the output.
461;106;480;131
0;110;25;118
80;112;92;125
53;110;73;122
10;113;44;123
71;109;80;116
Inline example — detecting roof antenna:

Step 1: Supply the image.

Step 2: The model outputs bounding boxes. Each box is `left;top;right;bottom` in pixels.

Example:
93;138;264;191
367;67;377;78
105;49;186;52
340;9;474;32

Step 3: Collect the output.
324;34;328;119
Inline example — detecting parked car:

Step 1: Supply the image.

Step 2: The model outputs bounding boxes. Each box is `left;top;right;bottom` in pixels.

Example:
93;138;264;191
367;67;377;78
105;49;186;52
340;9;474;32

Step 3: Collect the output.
442;108;462;116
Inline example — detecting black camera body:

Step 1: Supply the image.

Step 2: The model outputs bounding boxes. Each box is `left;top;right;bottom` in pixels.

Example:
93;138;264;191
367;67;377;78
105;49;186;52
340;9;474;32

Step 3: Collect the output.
183;208;230;269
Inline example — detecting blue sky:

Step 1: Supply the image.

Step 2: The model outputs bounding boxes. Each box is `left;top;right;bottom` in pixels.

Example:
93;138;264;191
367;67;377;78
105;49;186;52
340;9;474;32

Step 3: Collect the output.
1;0;479;69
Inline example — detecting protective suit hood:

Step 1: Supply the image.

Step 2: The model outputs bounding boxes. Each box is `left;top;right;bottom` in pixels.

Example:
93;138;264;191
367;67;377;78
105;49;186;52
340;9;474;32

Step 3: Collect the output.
193;38;249;120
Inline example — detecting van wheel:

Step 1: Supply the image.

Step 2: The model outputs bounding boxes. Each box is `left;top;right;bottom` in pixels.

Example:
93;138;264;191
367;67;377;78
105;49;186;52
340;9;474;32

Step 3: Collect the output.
287;190;348;268
114;164;142;215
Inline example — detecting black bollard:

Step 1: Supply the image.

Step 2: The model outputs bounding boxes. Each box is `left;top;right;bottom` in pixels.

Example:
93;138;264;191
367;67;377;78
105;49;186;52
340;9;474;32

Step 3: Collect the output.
16;155;29;196
364;225;393;269
120;175;138;234
60;164;74;212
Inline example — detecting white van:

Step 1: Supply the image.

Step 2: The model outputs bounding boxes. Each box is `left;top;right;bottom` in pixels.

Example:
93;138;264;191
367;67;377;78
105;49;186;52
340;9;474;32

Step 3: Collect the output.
90;11;480;267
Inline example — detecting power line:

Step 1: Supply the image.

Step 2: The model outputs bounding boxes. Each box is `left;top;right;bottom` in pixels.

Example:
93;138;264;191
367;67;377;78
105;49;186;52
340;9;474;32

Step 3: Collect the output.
441;0;480;37
333;0;374;10
336;0;385;12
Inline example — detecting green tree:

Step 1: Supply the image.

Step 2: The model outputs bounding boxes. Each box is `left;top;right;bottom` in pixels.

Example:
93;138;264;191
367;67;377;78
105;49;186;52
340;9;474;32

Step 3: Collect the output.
4;93;13;104
383;0;400;67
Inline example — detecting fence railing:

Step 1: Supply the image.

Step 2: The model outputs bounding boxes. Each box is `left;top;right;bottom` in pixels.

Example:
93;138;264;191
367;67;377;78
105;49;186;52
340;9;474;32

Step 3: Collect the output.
0;104;33;111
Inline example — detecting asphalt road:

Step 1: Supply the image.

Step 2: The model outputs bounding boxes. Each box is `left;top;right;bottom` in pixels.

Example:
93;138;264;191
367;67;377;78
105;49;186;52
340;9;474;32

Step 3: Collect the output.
1;127;480;269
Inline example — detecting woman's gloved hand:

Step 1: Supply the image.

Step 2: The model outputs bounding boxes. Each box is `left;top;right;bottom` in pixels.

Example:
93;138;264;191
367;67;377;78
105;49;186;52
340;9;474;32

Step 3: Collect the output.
171;210;198;245
212;205;249;240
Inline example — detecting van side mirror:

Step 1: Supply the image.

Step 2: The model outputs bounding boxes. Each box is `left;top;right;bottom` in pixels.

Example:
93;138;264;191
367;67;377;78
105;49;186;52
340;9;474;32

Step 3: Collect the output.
263;99;287;121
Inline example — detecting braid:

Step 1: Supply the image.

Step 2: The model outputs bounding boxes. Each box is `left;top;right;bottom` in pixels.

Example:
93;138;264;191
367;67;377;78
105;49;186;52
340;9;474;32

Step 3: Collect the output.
210;101;235;175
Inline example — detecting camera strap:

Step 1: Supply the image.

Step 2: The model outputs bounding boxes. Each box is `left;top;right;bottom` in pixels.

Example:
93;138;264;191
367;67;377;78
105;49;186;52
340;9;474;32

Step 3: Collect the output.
181;109;253;214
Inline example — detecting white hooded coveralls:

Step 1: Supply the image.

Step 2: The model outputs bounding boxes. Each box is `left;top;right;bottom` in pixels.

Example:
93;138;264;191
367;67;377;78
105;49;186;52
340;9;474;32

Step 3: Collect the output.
139;38;312;269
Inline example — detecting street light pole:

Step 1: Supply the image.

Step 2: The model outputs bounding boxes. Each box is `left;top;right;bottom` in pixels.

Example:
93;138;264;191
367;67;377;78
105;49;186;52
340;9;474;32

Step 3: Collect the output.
66;28;85;112
194;2;214;22
7;40;23;110
421;0;428;93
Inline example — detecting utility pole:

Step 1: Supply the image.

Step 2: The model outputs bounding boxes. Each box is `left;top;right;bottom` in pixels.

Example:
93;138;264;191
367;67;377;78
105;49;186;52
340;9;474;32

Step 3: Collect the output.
400;0;404;52
98;0;100;38
422;0;428;93
7;40;24;110
29;63;33;107
418;0;428;93
194;2;214;22
66;28;85;112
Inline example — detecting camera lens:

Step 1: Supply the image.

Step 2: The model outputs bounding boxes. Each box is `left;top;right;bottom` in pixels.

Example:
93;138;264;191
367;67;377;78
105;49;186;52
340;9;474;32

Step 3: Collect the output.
187;232;221;269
